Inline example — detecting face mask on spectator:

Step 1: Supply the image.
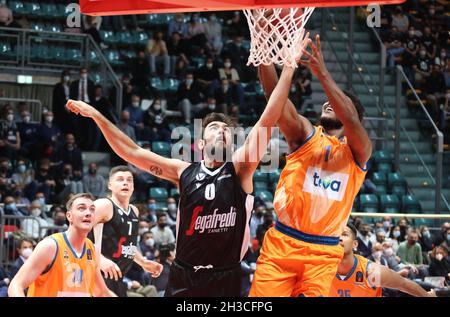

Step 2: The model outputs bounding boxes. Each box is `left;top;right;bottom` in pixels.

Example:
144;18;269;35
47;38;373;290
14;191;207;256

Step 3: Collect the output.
393;230;401;238
168;203;177;212
148;203;156;211
132;101;140;108
81;73;88;80
38;197;45;205
419;50;426;58
206;63;213;69
224;62;231;68
153;104;161;111
45;116;53;123
383;221;391;229
155;115;163;125
145;238;155;248
408;31;414;37
429;9;435;15
22;115;30;123
422;231;431;239
436;253;444;261
18;164;26;173
186;79;193;86
6;114;14;122
21;247;33;259
222;84;229;92
447;234;450;241
373;251;382;259
6;203;16;211
208;103;216;110
63;76;70;82
383;247;394;257
138;227;149;235
31;208;41;217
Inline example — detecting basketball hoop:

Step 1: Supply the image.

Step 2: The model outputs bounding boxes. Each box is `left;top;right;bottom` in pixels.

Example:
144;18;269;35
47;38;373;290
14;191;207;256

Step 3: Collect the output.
243;7;315;68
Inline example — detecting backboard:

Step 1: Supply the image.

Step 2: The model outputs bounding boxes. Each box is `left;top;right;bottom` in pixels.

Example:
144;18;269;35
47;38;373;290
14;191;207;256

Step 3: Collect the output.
80;0;406;16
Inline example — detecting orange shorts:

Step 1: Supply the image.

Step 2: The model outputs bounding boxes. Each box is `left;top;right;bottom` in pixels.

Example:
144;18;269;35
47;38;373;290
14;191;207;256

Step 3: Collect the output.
249;225;344;297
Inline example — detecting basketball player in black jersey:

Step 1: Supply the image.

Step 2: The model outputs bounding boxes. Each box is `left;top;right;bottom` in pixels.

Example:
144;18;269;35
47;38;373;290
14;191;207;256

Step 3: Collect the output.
67;64;296;296
89;166;163;297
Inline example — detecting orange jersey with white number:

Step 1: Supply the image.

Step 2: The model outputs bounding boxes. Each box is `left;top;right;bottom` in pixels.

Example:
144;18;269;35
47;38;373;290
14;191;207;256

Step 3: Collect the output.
274;126;367;237
329;255;382;297
28;232;96;297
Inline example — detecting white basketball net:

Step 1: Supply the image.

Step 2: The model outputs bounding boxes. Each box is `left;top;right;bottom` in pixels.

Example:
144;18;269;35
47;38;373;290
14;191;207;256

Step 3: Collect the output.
243;7;315;68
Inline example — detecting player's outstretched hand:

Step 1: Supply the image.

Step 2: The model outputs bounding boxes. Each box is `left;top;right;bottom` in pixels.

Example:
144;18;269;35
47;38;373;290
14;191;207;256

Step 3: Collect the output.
66;99;98;118
427;289;437;297
140;259;163;278
298;34;328;79
100;257;122;281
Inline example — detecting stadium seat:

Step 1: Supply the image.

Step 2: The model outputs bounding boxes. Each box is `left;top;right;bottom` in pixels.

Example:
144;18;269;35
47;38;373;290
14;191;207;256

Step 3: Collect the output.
360;194;379;213
100;30;117;46
89;50;100;66
373;151;392;164
268;169;281;185
170;188;179;197
65;49;82;65
9;1;27;15
372;172;387;186
253;170;268;183
152;141;171;157
255;190;273;202
380;194;400;213
135;31;149;45
377;163;392;174
388;172;407;197
150;77;163;90
254;181;268;190
149;187;168;202
401;195;421;213
162;78;179;93
41;4;58;19
24;2;40;17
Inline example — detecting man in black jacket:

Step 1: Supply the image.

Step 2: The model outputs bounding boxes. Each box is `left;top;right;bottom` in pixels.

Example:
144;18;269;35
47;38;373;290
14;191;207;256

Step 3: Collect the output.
177;72;205;124
53;70;74;134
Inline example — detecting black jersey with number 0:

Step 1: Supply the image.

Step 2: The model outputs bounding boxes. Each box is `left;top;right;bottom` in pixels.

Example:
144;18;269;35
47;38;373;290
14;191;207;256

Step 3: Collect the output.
176;161;254;269
89;198;139;275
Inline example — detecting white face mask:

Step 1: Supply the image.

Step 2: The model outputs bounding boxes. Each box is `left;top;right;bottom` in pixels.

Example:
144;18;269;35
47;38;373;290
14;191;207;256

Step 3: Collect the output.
419;50;427;58
383;247;394;257
208;103;216;110
81;73;88;80
31;208;41;217
436;254;444;261
168;203;177;212
206;63;213;69
132;102;140;108
153;104;161;111
63;76;70;82
45;116;53;123
222;85;229;91
22;116;30;123
224;62;231;68
186;79;193;86
145;238;155;248
6;114;14;122
21;247;33;259
373;251;382;259
138;227;149;235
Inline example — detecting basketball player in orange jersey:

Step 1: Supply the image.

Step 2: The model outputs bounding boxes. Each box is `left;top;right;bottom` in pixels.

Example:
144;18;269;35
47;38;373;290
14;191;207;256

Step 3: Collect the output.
8;193;116;297
330;223;435;297
65;65;296;297
250;34;372;297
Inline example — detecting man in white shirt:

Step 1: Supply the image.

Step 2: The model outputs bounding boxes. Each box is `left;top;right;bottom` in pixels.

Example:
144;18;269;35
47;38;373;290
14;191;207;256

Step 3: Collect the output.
151;214;175;246
21;200;48;240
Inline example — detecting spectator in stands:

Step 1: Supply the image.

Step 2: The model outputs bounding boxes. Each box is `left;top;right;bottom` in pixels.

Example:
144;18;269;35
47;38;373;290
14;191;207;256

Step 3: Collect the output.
147;198;158;224
139;231;156;261
250;205;265;240
82;163;105;199
117;110;137;142
204;14;223;55
397;231;423;266
84;15;108;49
436;48;447;68
356;223;373;258
17;109;39;161
34;159;56;201
434;222;450;246
384;26;406;68
215;78;238;117
419;225;434;254
196;56;220;94
373;228;388;244
390;6;409;33
256;210;274;246
151;214;175;246
222;36;248;73
55;163;84;202
0;106;20;159
177;72;205;124
151;243;175;297
0;1;20;28
382;216;393;233
196;96;218;119
124;94;145;139
403;26;420;69
382;241;409;276
397;217;410;242
13;188;29;206
0;263;9;297
130;50;151;97
53;70;74;135
37;111;62;160
167;31;189;77
147;31;170;77
428;246;450;282
187;13;208;55
440;227;450;254
421;26;437;60
218;58;245;107
2;195;26;217
174;58;189;80
21;199;48;240
141;99;171;143
93;84;117;124
293;65;313;111
49;205;67;228
412;44;432;88
369;242;388;266
138;218;151;239
11;158;35;201
56;133;83;173
225;11;248;38
166;197;177;228
168;13;189;38
8;238;34;280
425;64;446;121
121;75;134;110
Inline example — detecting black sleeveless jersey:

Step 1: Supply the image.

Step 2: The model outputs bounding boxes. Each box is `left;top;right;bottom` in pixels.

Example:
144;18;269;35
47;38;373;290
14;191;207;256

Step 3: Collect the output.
89;198;139;275
176;161;254;269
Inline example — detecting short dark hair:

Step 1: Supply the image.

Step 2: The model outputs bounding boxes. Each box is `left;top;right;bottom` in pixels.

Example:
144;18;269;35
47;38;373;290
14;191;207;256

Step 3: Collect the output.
66;193;95;211
347;222;358;240
343;90;364;122
109;165;133;179
201;112;236;138
18;238;34;249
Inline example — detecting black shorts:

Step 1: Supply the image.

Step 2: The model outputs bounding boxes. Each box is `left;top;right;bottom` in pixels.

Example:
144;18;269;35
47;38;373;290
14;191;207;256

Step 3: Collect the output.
105;278;128;297
165;259;242;297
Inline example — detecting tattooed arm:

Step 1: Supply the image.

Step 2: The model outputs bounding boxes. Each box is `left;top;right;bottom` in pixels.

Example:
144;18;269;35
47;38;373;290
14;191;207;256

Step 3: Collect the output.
66;100;190;184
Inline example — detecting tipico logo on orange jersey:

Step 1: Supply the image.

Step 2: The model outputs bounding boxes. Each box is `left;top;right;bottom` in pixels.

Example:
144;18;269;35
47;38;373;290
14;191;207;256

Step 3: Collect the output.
302;167;349;201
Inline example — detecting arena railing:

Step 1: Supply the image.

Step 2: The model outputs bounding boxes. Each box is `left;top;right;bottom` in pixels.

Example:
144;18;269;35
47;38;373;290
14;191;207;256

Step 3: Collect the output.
0;26;122;115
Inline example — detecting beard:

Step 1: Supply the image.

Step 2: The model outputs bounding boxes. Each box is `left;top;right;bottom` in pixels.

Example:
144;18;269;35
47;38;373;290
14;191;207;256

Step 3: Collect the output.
319;116;343;131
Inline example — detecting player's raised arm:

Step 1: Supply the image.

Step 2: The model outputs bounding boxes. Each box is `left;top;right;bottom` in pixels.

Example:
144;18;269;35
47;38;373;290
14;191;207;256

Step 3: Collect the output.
258;65;314;152
8;238;56;297
368;262;435;297
66;100;190;184
233;65;295;193
300;34;372;166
